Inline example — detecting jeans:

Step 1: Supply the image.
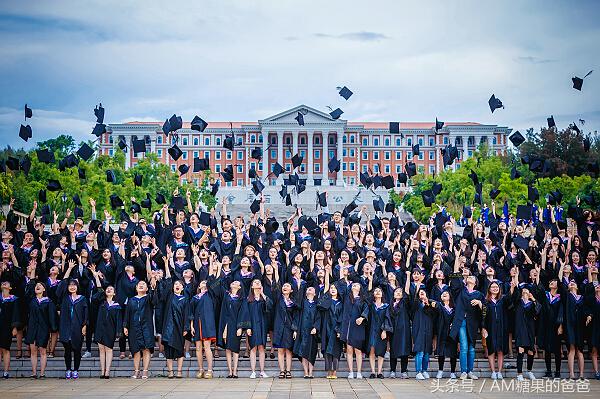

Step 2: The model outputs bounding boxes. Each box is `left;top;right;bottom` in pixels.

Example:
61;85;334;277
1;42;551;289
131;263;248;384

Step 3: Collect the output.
415;352;429;373
458;319;475;373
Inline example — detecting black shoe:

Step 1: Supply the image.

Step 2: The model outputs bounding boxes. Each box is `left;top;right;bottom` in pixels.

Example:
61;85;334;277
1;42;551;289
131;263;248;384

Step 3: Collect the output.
269;353;275;359
554;372;561;378
377;373;384;379
226;375;233;378
544;371;552;378
369;373;376;379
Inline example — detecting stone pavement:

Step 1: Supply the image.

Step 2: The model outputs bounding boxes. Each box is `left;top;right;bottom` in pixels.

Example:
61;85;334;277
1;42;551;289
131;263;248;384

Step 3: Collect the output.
0;378;598;399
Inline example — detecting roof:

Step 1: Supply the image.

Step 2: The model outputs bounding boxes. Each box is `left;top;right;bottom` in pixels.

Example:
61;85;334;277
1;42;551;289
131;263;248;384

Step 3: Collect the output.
124;121;482;129
125;121;250;129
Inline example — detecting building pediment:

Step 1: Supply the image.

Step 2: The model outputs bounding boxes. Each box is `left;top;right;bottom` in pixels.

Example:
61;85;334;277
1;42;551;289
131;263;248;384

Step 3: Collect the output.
259;105;346;127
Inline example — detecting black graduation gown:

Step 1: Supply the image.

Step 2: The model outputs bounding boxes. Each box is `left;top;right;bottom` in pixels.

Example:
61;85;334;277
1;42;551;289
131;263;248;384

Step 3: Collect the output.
588;293;600;350
411;298;436;354
389;297;412;358
340;294;369;349
435;304;457;357
25;296;57;347
537;292;563;352
189;292;217;342
293;299;319;364
162;293;189;355
272;295;297;349
247;297;272;348
317;295;343;358
367;302;393;357
563;291;587;350
57;281;88;349
124;293;156;354
512;295;541;349
0;294;20;349
94;296;123;347
217;293;250;353
448;277;484;345
483;297;509;354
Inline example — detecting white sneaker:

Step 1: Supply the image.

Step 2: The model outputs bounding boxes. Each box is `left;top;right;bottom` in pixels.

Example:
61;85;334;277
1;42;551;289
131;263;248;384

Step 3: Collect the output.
449;373;457;379
460;372;468;380
422;371;430;379
517;374;524;382
491;371;497;380
82;351;91;358
496;372;503;380
347;372;354;379
400;372;409;379
356;372;363;379
389;371;396;379
526;371;536;380
158;352;165;359
436;370;444;379
384;352;390;359
416;372;425;380
468;372;479;380
259;372;269;378
185;352;191;359
249;372;256;379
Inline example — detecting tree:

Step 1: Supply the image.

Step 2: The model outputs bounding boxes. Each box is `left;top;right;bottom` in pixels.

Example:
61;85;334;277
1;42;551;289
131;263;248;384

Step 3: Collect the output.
36;135;76;159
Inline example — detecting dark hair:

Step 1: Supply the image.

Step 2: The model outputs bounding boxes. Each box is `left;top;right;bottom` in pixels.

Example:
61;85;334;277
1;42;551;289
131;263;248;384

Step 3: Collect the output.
485;281;503;301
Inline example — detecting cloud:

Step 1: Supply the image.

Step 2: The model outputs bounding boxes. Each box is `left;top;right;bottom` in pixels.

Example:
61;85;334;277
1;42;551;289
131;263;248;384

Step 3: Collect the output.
515;56;557;64
313;31;389;41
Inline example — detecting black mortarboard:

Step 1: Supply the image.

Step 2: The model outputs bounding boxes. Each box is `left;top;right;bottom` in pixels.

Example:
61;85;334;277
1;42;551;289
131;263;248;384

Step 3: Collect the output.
571;122;581;134
529;158;544;173
412;144;420;157
318;213;332;225
382;175;395;190
123;221;136;237
342;201;358;217
19;124;32;142
73;207;83;219
489;188;500;200
338;86;353;100
210;181;219;196
118;137;127;151
317;191;327;208
130;201;141;214
223;135;235;151
250;199;260;214
20;157;31;175
155;192;166;204
168;144;183;161
37;148;55;164
272;162;284;178
25;104;32;119
110;194;124;209
516;204;532;220
547;190;563;206
328;158;341;173
92;123;106;137
547;115;556;129
329;108;343;120
398;172;408;184
463;205;472;219
193;157;209;172
360;172;372;188
59;153;77;171
265;217;279;234
510;166;521;179
488;94;504;113
141;194;152;209
583;137;591;152
303;216;319;233
469;170;479;186
404;221;419;235
72;194;82;206
41;204;50;216
132;138;147;154
169;114;182;132
251;147;262;160
94;103;104;123
528;186;539;202
77;143;95;161
221;165;234;182
295;112;305;126
46;179;62;191
279;185;287;199
78;167;86;179
370;216;382;231
296;183;306;194
285;194;292;206
106;170;116;183
435;118;444;132
389;122;399;134
291;154;303;169
405;162;417;178
191;115;208;132
432;182;442;196
178;164;189;175
38;189;46;203
252;179;265;196
162;119;171;136
372;174;382;189
171;195;185;211
385;201;395;213
509;131;525;147
133;173;142;187
572;70;592;91
288;173;299;186
474;192;483;206
422;190;435;207
249;167;257;179
513;236;529;250
199;211;211;226
373;197;385;213
6;157;20;171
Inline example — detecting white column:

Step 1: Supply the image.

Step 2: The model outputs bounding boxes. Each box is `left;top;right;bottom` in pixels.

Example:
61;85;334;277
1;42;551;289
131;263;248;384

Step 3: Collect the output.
245;135;249;186
125;142;131;170
462;135;468;161
322;132;329;185
150;136;156;153
336;131;344;186
262;131;269;181
292;131;299;156
277;131;284;183
307;131;314;185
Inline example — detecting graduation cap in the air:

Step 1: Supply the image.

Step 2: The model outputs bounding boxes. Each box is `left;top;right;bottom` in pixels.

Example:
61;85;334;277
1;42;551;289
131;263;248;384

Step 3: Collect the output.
272;162;284;178
412;144;420;157
77;143;95;161
193;157;210;172
46;179;62;192
108;194;123;209
197;211;211;227
572;70;593;91
469;170;479;186
78;167;86;180
488;94;504;113
36;148;55;164
513;235;529;250
389;122;400;134
385;201;396;213
92;123;106;137
19;156;31;175
41;204;51;216
547;115;556;129
6;157;20;171
435;118;444;132
329;108;343;120
141;194;152;209
463;205;472;219
328;158;340;173
291;154;303;169
397;172;408;185
422;190;435;207
168;144;183;161
296;183;306;195
279;185;287;199
294;112;305;126
338;86;353;100
168;114;183;132
405;162;417;178
288;173;299;186
432;182;442;196
583;137;591;152
106;170;117;183
474;192;483;206
221;165;234;182
360;172;372;188
442;145;458;166
285;194;292;206
25;104;32;119
509;131;525;147
38;189;46;203
191;115;208;132
317;191;327;208
489;188;500;200
155;192;166;204
223;135;235;151
74;207;84;220
171;195;185;211
59;153;78;171
162;119;171;136
528;158;544;173
252;179;265;196
516;204;532;220
210;180;219;196
94;103;105;123
178;164;189;175
19;124;32;142
250;199;260;214
118;136;127;151
133;173;142;187
248;167;258;179
571;122;581;134
301;216;319;233
547;190;563;206
510;166;521;179
130;201;141;214
382;175;395;190
342;199;358;218
132;138;147;154
404;221;419;235
72;194;82;207
372;174;382;189
373;196;385;213
251;147;262;160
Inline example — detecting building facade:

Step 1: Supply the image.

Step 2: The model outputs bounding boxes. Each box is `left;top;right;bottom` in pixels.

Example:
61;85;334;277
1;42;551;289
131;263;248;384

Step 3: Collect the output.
101;105;511;188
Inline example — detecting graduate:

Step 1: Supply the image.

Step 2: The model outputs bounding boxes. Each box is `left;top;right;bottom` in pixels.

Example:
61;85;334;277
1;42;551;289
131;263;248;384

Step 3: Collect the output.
537;278;564;378
510;276;541;382
247;279;272;378
388;286;412;379
588;282;600;380
272;282;297;379
482;281;509;380
57;260;88;380
218;279;250;378
341;282;369;379
434;290;457;379
561;277;588;380
189;279;217;379
366;287;392;379
0;280;21;378
124;279;156;379
293;286;320;378
411;288;436;380
161;275;189;378
317;283;343;379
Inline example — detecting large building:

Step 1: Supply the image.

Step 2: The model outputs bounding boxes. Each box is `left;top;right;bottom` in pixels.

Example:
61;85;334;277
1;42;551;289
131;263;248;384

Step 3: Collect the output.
100;105;511;188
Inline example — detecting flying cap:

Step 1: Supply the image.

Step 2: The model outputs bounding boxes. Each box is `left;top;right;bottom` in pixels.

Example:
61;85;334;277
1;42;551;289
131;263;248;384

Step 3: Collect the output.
317;191;327;208
77;143;95;161
397;172;408;184
489;188;500;200
488;94;504;113
20;157;31;175
109;194;124;209
389;122;400;134
193;157;210;172
191;115;208;132
373;196;385;213
72;194;82;206
92;123;106;137
25;104;33;119
19;124;32;142
432;182;442;196
133;173;142;187
169;114;183;132
168;144;183;161
94;103;105;124
221;165;234;182
223;135;235;151
291;154;303;169
360;172;372;188
547;115;556;129
178;164;189;175
421;190;435;207
46;179;62;191
37;148;55;164
295;112;305;126
155;192;166;204
572;70;593;91
510;166;521;179
328;158;340;173
251;147;262;160
250;199;260;214
412;144;420;157
435;118;444;132
78;168;86;179
338;86;353;100
509;131;525;147
251;179;265;196
38;189;46;203
329;108;343;120
405;162;417;178
106;170;117;183
272;162;284;178
382;175;395;190
132;138;147;154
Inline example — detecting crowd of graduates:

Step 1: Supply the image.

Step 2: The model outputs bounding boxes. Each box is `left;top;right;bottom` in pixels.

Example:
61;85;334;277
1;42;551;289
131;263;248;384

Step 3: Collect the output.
1;190;599;382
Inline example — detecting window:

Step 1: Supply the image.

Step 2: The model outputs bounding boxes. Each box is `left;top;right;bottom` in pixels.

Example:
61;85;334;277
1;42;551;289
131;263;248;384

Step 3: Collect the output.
182;137;188;146
271;150;277;159
429;165;435;174
300;150;306;158
362;137;368;146
182;151;188;160
204;151;210;159
384;151;390;160
215;137;221;146
215;151;221;160
271;136;276;145
215;164;221;173
373;151;379;160
373;164;380;173
157;149;163;157
385;165;390;173
429;137;434;146
226;181;232;187
418;152;424;161
193;137;199;146
285;150;291;158
237;151;244;160
237;165;243;173
443;137;448;145
429;151;435;160
251;162;256;170
258;135;263;143
362;165;368;172
157;136;162;144
373;137;380;146
314;136;320;145
236;179;242;186
492;137;497;145
329;136;335;145
109;135;114;143
181;178;187;185
343;148;347;157
314;150;320;159
342;162;347;171
362;152;368;160
250;134;256;143
109;149;114;156
226;151;232;160
285;136;291;145
285;164;291;172
343;135;347;144
407;138;412;146
418;137;424;146
300;136;306;145
203;137;209;146
315;163;320;172
237;137;243;145
349;162;355;171
395;151;402;160
349;149;355;157
418;165;424;173
407;152;413;160
396;165;401;173
171;164;176;172
329;150;335;160
300;165;306;172
384;138;390;146
258;162;263;171
468;150;473;157
396;137;401;146
350;135;355;144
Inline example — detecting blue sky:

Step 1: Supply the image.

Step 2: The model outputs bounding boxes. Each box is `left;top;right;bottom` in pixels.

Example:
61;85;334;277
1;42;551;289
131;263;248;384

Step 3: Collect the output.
0;0;599;148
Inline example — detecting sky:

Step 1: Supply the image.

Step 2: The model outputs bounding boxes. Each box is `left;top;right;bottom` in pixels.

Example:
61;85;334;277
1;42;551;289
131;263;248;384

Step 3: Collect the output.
0;0;599;148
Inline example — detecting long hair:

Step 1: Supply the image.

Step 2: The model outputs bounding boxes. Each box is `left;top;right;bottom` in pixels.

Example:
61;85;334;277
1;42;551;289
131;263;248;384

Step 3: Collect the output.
485;281;503;302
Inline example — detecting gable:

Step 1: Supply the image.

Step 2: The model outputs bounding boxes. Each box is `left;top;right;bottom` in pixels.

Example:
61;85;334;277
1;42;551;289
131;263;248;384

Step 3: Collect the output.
259;105;344;125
